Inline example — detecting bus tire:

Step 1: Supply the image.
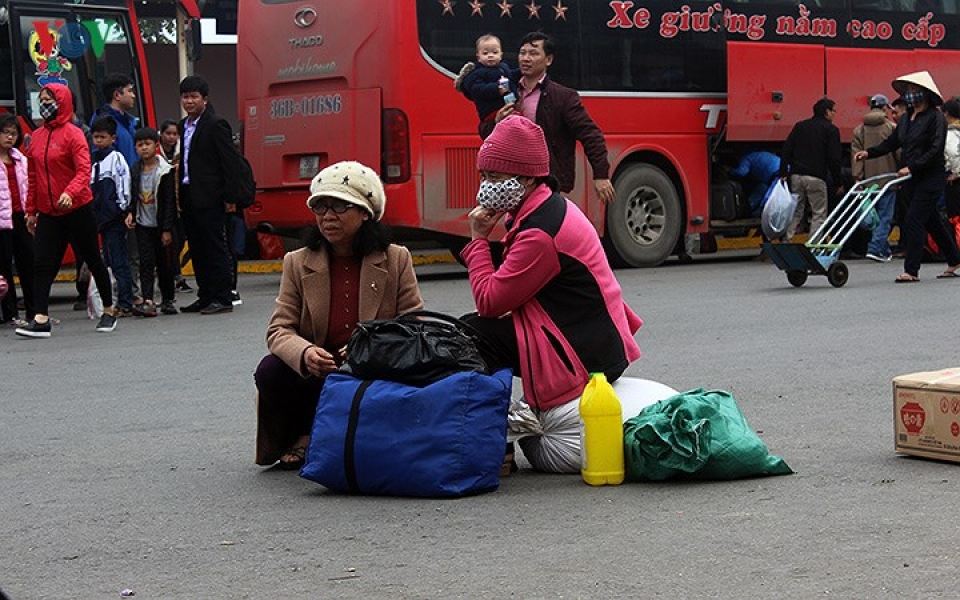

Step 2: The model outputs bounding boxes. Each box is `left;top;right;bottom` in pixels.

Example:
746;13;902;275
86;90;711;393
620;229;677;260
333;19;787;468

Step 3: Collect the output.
605;163;683;268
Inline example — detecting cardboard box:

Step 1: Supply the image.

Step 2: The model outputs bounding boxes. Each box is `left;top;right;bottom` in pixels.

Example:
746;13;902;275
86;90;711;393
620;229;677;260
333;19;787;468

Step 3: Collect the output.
894;369;960;464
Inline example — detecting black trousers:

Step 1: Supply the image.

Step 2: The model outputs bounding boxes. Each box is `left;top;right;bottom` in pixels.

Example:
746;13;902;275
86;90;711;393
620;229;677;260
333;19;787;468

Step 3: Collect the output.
10;212;36;320
903;173;960;276
180;185;232;306
255;354;325;443
136;225;176;304
0;230;15;321
33;204;113;315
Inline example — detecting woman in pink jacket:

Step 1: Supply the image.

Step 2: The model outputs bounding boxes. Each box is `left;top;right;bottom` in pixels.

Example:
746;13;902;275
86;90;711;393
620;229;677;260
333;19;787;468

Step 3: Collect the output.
0;113;31;324
461;115;642;472
15;84;118;337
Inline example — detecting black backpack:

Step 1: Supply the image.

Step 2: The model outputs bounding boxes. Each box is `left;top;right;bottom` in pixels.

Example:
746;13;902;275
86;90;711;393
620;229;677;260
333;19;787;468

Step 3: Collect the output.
235;151;256;209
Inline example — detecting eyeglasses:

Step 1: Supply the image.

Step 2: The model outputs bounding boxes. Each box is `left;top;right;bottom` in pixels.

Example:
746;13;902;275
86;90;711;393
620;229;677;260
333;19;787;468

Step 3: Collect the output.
310;199;353;215
0;130;17;138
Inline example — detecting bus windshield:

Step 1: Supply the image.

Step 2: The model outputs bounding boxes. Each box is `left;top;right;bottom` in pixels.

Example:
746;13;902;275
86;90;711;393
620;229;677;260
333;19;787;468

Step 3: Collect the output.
4;2;145;125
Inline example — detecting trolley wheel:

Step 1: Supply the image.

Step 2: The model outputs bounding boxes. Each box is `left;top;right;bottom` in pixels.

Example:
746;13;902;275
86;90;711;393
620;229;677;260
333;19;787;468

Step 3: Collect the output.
786;270;808;287
827;262;849;288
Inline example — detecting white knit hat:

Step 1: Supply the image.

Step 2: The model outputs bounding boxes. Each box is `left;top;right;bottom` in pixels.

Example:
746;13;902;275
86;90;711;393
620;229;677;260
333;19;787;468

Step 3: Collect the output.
306;161;386;220
892;71;943;106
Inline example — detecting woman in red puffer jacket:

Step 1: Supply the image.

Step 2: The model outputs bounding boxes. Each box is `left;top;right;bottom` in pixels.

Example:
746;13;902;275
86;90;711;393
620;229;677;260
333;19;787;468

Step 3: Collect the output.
16;83;118;338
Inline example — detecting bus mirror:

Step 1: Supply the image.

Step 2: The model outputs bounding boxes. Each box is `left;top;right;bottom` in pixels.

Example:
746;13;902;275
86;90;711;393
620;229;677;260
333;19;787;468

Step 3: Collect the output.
186;18;202;61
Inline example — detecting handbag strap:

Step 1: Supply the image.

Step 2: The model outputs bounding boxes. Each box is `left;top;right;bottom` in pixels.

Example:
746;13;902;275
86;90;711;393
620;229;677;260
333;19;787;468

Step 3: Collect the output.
396;310;483;337
344;379;373;494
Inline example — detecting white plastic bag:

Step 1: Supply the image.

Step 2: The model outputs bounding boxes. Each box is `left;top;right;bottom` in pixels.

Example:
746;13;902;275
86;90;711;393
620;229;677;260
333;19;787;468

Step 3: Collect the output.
86;275;103;319
86;267;116;319
761;179;798;240
514;377;679;474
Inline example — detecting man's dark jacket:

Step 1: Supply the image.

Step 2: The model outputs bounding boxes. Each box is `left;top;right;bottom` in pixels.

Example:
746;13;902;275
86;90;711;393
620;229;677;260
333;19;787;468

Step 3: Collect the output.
530;76;611;193
779;115;842;184
178;107;241;210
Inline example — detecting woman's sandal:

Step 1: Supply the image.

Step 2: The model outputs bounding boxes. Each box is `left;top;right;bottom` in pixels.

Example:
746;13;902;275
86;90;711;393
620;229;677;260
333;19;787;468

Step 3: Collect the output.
936;270;960;279
277;446;307;470
895;274;919;283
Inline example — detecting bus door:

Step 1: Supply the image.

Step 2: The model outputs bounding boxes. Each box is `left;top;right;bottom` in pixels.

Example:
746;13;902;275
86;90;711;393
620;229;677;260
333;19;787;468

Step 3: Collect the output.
5;1;147;128
726;40;825;143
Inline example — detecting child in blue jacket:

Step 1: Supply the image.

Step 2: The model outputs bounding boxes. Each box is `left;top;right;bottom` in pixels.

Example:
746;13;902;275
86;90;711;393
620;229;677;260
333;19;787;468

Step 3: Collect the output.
90;117;134;314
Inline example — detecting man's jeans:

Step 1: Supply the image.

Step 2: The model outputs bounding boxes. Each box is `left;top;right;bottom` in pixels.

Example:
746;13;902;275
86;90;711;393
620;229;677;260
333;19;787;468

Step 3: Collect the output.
867;190;896;258
101;221;134;309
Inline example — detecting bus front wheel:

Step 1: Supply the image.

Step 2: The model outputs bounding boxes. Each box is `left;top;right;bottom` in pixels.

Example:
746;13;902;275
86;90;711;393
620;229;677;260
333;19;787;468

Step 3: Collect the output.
605;164;683;268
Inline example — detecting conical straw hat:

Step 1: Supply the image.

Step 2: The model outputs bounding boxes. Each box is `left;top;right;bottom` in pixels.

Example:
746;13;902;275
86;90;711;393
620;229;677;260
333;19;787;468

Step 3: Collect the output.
892;70;943;105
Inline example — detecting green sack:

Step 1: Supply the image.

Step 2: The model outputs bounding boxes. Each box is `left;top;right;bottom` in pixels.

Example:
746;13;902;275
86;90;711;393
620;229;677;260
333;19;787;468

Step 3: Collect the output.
623;388;793;481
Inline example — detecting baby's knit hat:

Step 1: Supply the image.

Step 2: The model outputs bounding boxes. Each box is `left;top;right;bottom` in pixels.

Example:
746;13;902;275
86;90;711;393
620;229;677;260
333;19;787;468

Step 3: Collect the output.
306;161;385;220
477;115;550;177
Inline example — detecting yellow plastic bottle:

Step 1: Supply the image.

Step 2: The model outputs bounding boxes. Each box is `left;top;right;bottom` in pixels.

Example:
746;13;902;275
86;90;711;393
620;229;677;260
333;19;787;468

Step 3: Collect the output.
579;373;625;486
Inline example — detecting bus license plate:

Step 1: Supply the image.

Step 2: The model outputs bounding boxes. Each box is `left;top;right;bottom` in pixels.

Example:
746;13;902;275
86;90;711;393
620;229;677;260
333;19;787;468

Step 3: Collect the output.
299;155;320;179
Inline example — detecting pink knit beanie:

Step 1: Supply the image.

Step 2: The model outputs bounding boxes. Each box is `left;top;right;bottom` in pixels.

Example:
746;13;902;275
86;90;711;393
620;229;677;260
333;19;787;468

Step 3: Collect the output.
477;115;550;177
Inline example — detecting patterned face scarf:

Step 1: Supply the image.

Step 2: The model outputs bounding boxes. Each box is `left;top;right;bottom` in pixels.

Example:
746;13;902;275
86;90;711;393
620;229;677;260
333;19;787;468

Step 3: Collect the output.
903;91;925;108
476;177;526;212
39;101;58;121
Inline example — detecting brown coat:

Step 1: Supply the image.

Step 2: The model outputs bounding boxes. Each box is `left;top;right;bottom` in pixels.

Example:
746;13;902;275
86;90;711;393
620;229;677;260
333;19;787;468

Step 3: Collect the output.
851;109;899;180
256;243;423;465
265;243;424;375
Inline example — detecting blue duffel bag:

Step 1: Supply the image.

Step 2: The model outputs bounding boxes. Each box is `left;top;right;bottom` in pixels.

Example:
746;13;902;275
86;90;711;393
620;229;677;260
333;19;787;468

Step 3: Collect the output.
300;369;512;497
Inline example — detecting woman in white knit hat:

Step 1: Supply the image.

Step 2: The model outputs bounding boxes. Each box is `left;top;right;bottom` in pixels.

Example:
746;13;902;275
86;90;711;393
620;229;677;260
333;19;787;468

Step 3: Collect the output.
254;161;423;470
460;115;642;473
855;70;960;282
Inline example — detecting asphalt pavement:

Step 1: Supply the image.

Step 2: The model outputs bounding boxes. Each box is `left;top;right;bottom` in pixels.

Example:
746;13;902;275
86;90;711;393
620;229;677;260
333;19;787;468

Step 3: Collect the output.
3;252;960;598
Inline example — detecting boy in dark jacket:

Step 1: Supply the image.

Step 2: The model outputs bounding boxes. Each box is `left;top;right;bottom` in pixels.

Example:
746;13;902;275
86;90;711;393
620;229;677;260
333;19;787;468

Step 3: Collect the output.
126;127;178;315
90;116;134;315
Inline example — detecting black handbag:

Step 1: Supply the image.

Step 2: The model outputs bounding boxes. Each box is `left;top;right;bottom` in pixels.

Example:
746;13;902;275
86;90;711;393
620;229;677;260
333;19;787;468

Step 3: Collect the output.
346;310;490;386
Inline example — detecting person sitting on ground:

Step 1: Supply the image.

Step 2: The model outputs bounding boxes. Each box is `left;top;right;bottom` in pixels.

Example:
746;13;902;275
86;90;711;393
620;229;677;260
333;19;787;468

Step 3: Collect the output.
456;34;519;139
127;127;178;316
254;161;423;470
855;70;960;282
460;115;642;473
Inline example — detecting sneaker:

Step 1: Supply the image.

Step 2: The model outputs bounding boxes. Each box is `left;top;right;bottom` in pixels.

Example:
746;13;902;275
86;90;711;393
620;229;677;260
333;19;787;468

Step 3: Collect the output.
160;301;178;315
72;300;86;312
96;312;118;332
133;302;157;318
230;291;242;306
15;319;52;338
176;278;193;293
866;253;892;263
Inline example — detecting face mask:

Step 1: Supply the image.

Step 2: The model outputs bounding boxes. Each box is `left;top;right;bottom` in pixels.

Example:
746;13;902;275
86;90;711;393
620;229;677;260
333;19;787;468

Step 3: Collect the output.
39;101;58;121
476;177;526;212
903;91;925;107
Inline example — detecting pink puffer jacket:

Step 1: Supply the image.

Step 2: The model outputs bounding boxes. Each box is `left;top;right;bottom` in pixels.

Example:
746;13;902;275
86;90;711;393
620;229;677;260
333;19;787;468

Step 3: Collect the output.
0;148;28;230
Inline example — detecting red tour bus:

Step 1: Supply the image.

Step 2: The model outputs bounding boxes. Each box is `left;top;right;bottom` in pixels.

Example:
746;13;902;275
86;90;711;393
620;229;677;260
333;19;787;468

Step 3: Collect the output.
237;0;960;266
0;0;167;132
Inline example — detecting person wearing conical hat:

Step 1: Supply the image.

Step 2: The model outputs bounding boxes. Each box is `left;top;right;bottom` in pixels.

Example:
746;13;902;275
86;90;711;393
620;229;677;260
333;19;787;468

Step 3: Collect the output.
855;70;960;282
